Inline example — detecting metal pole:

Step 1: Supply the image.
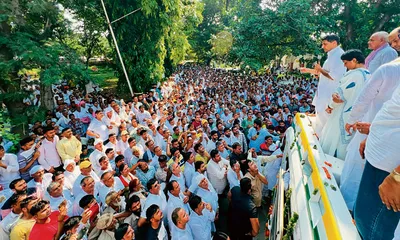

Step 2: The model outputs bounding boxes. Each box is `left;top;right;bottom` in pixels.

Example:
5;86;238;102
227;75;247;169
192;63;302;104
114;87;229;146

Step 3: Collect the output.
111;8;141;24
100;0;134;97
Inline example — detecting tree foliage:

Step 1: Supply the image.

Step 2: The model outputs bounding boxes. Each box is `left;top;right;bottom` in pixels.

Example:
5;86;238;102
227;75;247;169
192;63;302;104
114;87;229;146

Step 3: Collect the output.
100;0;202;94
61;0;112;68
189;0;226;64
211;30;233;60
219;0;400;71
0;0;92;118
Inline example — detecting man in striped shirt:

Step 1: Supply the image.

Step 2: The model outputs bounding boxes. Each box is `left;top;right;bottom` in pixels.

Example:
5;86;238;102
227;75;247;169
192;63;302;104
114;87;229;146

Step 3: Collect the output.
17;137;40;182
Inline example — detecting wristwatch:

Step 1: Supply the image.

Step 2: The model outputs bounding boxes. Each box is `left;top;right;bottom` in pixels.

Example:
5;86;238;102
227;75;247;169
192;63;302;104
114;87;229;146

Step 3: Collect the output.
391;169;400;183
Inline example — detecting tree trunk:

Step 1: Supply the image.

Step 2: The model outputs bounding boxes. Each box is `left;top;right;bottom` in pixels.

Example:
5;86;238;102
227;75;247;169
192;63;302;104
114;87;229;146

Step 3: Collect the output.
373;13;391;32
86;58;90;69
41;83;54;111
344;3;354;42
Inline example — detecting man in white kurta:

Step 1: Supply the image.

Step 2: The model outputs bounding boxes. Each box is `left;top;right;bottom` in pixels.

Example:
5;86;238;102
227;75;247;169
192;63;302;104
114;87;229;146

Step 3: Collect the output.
87;111;109;141
354;83;400;240
365;31;398;74
0;147;20;190
341;58;400;210
302;35;346;135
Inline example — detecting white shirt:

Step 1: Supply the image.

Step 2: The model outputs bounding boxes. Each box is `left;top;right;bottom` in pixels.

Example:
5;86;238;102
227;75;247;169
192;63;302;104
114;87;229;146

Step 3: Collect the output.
367;44;398;74
116;139;129;155
171;225;194;240
141;191;168;219
366;84;400;173
46;193;74;216
348;58;400;124
98;178;125;207
188;209;215;240
136;110;151;125
123;147;133;163
38;136;62;170
196;187;218;212
313;46;346;113
220;113;232;124
227;168;243;190
0;211;20;240
205;140;217;153
88;118;109;141
27;173;53;199
166;192;190;230
170;174;186;193
64;168;80;191
184;162;195;188
104;142;116;152
56;116;70;129
89;149;106;175
206;159;229;194
73;193;87;216
0;153;20;189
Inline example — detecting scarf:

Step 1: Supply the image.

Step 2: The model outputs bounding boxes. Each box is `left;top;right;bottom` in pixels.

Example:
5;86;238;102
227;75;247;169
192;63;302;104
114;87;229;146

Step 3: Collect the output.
365;43;389;69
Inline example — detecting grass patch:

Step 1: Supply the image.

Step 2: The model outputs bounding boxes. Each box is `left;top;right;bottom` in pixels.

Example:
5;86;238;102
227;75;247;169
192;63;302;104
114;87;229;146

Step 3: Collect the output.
88;65;118;90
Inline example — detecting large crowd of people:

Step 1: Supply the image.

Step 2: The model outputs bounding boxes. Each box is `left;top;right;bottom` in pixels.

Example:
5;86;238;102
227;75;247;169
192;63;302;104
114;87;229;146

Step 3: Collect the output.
0;26;399;240
0;64;315;240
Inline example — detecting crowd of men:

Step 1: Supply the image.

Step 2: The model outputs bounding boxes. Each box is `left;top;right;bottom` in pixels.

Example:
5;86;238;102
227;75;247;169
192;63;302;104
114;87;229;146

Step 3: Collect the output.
0;61;316;240
0;26;399;240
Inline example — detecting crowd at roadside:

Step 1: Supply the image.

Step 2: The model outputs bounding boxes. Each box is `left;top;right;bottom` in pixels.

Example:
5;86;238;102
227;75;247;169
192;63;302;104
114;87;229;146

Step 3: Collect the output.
0;63;318;240
1;26;400;240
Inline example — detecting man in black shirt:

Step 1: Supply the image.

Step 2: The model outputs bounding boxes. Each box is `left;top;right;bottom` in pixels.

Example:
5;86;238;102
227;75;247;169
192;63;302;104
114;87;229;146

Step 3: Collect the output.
145;204;167;240
230;178;259;240
230;142;249;174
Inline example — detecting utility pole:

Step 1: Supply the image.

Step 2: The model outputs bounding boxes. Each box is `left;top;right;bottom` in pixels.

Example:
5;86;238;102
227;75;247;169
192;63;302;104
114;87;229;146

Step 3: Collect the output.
99;0;141;97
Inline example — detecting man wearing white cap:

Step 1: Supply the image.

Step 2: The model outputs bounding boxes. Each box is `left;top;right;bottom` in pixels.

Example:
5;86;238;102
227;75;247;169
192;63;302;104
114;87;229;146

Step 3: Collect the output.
104;107;121;136
89;139;106;175
194;175;218;212
27;166;52;199
63;159;80;191
116;130;130;155
87;110;109;141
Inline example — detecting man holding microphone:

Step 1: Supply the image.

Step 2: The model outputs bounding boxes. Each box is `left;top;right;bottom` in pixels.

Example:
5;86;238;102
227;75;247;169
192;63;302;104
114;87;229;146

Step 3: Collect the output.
301;34;346;136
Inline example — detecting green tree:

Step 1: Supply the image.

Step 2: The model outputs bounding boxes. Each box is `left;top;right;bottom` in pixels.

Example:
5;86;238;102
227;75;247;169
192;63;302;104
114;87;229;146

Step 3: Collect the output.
210;30;233;61
230;0;321;70
102;0;202;94
0;0;91;123
164;0;203;77
61;0;112;69
189;0;226;64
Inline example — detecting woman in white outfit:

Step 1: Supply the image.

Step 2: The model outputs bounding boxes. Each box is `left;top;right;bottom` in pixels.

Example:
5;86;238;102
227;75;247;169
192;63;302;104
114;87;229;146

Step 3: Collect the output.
320;49;371;160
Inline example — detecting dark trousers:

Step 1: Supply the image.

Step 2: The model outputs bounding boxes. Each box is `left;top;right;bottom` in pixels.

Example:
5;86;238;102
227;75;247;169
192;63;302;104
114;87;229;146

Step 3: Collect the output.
354;161;400;240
